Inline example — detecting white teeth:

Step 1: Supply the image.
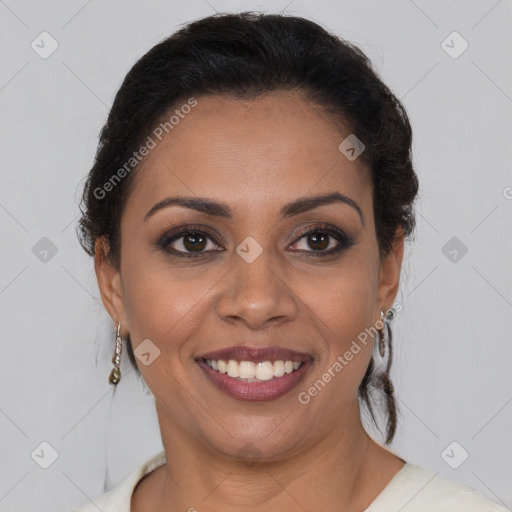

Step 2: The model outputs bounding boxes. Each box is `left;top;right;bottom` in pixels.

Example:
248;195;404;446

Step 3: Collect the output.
227;359;239;378
204;358;304;381
239;361;256;379
256;361;274;381
273;360;285;377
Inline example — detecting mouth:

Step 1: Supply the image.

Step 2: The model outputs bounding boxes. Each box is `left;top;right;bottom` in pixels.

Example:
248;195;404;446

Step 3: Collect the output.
194;346;314;402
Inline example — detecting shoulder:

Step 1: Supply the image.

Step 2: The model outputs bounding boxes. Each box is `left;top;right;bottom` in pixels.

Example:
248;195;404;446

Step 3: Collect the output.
68;450;167;512
367;462;509;512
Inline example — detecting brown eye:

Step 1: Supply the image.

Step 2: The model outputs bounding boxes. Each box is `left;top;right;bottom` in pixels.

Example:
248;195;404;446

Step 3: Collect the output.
304;232;330;251
290;224;356;256
157;227;223;257
180;232;208;252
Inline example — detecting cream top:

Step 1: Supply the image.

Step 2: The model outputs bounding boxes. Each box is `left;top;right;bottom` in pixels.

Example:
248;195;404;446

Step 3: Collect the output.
69;450;508;511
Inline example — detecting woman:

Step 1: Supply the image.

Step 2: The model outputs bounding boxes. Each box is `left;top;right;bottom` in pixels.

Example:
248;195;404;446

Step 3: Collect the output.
71;11;507;512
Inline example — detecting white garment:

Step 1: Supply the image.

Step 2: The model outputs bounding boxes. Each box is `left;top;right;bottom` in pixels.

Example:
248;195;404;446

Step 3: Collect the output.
69;450;509;511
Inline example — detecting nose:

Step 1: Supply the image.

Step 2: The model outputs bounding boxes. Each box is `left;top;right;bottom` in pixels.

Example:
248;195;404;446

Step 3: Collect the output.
216;249;298;331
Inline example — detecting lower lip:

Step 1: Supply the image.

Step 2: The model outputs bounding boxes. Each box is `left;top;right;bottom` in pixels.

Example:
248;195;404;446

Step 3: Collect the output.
196;359;313;402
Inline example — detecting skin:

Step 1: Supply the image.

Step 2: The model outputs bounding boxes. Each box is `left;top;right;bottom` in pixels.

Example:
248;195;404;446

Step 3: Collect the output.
95;90;406;512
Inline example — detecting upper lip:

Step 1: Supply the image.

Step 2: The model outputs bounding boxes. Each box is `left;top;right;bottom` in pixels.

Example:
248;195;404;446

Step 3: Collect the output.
195;346;314;363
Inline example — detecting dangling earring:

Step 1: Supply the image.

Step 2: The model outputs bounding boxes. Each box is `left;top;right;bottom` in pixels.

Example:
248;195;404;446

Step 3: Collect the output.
109;321;123;385
372;308;395;376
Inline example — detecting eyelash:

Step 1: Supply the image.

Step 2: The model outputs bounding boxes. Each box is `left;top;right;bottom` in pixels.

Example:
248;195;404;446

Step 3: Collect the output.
155;223;356;259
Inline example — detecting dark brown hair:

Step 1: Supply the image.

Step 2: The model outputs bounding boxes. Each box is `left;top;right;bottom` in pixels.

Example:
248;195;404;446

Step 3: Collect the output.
77;11;419;444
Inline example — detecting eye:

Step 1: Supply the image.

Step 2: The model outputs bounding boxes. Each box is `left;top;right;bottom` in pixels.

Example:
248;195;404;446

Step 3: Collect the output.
155;223;356;259
157;226;223;258
289;223;356;256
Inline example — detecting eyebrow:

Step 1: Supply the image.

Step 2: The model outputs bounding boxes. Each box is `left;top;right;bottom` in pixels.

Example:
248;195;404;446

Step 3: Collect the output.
144;191;364;225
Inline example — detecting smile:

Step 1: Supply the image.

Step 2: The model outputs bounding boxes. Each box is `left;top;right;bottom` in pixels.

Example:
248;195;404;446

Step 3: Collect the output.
196;358;313;402
205;358;303;381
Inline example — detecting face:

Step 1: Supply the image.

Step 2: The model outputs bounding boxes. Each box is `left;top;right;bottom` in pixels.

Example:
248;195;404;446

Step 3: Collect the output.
96;90;403;461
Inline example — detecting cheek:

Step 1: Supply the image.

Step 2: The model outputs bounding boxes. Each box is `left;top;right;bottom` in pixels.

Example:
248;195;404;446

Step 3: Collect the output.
119;246;219;352
298;253;378;377
304;254;377;332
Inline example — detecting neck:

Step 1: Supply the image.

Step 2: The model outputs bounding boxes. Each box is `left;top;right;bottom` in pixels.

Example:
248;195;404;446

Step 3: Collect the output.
137;400;397;512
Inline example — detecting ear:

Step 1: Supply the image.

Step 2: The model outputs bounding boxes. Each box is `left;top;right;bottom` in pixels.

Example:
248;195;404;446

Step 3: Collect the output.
376;226;404;314
94;236;129;336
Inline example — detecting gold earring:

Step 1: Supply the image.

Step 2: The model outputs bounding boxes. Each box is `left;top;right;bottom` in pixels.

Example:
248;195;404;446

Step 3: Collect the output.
109;321;123;385
373;308;394;374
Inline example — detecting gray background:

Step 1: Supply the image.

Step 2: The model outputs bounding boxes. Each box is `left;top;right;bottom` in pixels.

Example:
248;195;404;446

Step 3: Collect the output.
1;0;511;510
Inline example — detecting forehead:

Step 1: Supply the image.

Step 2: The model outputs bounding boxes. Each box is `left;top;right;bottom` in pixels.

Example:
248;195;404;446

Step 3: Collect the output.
128;91;371;216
